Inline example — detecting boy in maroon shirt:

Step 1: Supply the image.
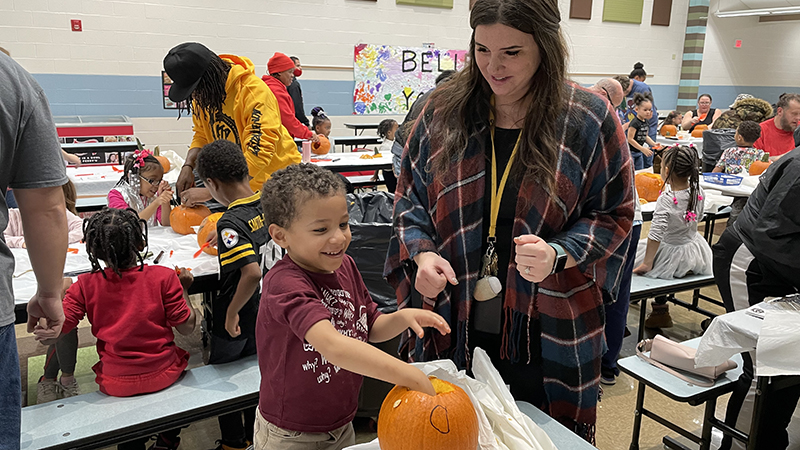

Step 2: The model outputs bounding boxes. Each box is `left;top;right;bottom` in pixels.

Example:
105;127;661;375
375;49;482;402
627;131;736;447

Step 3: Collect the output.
256;164;449;450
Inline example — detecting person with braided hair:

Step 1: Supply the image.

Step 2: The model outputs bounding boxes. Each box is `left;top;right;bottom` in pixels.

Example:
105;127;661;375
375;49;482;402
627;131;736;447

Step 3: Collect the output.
108;150;172;226
633;145;713;328
34;208;197;450
163;43;300;208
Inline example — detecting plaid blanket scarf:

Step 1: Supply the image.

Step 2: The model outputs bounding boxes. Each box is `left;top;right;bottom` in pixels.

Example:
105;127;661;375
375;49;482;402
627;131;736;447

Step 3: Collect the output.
384;83;634;442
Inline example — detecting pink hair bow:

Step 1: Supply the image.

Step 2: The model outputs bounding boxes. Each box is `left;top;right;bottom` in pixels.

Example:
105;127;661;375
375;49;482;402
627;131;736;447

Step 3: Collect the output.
133;149;152;169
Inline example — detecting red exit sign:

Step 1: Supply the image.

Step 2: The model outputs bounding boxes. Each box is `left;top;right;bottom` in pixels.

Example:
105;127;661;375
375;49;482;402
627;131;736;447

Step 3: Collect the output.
734;39;742;48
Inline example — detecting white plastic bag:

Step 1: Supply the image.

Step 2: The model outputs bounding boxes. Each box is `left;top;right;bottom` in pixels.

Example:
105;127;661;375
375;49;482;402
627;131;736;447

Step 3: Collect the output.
344;348;557;450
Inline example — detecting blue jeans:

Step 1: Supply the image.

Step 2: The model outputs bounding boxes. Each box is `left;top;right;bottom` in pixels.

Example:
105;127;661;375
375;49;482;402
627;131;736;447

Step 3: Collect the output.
602;224;641;375
0;323;20;450
631;151;644;170
642;152;654;169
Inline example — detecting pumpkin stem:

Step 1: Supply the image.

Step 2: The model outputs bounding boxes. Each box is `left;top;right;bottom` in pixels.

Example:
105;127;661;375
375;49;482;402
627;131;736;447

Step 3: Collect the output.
761;153;770;162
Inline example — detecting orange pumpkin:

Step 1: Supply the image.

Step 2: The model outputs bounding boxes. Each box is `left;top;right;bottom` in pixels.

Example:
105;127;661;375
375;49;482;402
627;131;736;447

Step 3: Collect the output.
635;172;664;202
196;212;223;256
749;160;771;176
312;135;331;155
170;205;211;235
660;124;678;137
378;377;478;450
155;155;171;173
691;124;708;138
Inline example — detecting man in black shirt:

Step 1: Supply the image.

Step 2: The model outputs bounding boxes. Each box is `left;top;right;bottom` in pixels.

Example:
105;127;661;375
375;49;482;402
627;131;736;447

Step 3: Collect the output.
713;129;800;450
287;56;309;127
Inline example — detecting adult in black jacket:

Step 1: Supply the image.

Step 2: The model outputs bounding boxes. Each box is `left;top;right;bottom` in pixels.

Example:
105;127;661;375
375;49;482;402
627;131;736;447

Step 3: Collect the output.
713;127;800;450
286;56;309;127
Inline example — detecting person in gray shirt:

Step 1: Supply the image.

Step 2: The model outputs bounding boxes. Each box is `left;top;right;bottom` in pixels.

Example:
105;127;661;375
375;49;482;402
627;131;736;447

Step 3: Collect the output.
0;52;69;449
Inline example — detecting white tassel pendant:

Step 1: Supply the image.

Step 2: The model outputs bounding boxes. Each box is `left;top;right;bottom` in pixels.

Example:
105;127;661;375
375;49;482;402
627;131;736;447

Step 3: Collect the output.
474;276;502;302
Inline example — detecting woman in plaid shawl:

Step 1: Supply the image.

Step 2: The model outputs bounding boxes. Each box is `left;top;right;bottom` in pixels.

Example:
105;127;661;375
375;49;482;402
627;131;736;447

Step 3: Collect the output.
384;0;634;443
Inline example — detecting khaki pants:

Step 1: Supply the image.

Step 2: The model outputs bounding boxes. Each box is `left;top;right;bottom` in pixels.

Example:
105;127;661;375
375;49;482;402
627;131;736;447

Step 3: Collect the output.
253;407;355;450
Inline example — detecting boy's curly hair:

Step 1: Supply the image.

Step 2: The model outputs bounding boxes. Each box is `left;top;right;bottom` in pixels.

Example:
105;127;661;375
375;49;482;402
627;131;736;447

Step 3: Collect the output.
261;163;345;228
84;207;147;278
736;120;761;144
196;140;250;183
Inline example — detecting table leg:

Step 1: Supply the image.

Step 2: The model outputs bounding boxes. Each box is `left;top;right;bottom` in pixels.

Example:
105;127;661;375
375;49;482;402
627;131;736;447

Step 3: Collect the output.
630;380;646;450
699;397;716;450
638;297;647;342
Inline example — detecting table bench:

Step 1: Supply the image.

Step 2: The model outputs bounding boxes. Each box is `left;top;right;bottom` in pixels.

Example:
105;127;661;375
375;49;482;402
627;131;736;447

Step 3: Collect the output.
631;274;718;341
344;123;380;136
20;356;259;450
618;337;744;450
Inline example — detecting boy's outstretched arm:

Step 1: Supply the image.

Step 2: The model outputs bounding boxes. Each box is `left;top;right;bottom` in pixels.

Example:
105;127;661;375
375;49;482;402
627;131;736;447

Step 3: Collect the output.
225;262;262;338
305;320;438;396
368;309;450;344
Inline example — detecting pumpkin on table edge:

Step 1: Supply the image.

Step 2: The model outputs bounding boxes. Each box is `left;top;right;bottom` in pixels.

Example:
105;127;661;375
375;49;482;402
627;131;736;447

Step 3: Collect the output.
312;135;331;155
635;172;664;203
691;124;708;138
197;212;223;256
749;154;771;176
170;205;212;235
660;124;678;137
155;155;171;174
377;377;479;450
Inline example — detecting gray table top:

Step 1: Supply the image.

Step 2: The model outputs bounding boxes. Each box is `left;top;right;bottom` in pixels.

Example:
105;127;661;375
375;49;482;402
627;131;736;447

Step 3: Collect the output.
517;401;596;449
21;356;259;450
630;273;716;301
618;337;743;404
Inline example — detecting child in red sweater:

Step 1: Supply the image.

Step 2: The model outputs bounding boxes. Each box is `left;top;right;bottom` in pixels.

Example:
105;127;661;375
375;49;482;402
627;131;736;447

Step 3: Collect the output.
35;207;197;450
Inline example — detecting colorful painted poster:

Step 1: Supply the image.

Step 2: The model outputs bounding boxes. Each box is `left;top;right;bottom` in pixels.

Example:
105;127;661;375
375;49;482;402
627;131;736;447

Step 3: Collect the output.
353;44;467;115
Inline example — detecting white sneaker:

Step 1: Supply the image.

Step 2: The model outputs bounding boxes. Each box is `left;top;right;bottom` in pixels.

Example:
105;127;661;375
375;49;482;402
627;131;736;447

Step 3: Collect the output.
37;378;60;404
59;378;80;398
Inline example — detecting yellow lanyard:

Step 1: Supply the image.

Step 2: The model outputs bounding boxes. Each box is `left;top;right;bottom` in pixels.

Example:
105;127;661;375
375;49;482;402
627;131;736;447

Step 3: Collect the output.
488;102;522;239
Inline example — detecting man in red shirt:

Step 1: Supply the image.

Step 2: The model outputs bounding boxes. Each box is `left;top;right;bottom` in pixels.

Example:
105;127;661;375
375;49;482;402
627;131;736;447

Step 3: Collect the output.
755;93;800;159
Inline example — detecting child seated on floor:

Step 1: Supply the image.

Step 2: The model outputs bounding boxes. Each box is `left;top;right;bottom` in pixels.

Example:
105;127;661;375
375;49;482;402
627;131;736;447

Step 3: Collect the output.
633;145;713;329
712;120;764;226
108;149;173;226
254;163;449;450
195;140;269;450
34;207;197;450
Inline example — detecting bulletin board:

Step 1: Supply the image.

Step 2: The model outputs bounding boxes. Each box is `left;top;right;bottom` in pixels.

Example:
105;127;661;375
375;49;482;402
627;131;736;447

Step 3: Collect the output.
353;44;466;115
602;0;644;23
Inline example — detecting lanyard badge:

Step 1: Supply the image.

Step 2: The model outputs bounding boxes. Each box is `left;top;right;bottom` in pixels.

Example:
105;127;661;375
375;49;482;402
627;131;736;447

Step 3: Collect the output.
475;96;522;302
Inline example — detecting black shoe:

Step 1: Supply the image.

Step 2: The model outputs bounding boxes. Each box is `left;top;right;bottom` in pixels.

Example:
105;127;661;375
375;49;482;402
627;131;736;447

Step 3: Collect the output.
600;367;617;386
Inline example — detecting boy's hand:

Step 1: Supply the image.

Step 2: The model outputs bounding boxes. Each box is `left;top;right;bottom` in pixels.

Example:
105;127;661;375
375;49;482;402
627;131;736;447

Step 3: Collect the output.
225;313;241;338
177;268;194;289
402;309;450;339
408;370;436;396
641;147;653;158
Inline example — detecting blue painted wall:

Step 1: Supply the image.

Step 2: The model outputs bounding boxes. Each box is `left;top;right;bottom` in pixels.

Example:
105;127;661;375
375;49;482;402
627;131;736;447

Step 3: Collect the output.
32;73;792;118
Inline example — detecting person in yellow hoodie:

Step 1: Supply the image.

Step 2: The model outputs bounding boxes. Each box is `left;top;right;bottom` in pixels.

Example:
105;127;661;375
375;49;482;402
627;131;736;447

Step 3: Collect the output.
164;42;300;207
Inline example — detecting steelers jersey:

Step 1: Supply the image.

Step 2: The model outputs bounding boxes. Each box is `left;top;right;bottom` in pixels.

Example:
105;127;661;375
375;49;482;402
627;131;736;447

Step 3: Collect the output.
216;191;269;321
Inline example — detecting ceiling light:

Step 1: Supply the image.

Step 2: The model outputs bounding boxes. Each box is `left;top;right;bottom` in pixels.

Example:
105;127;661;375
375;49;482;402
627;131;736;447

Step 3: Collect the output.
715;6;800;17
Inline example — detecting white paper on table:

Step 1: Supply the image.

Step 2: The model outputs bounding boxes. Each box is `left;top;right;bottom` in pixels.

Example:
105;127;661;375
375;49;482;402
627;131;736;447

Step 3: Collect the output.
343;348;556;450
695;311;762;368
755;309;800;376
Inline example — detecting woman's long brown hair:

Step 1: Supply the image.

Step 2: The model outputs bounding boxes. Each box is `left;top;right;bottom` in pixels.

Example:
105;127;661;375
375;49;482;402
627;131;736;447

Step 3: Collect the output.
427;0;569;193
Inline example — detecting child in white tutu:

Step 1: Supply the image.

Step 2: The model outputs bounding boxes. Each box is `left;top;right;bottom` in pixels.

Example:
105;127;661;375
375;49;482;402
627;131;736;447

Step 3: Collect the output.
634;144;712;328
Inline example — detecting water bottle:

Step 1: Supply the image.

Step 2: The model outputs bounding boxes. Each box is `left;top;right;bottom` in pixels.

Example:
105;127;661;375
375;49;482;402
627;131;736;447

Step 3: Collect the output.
301;140;312;163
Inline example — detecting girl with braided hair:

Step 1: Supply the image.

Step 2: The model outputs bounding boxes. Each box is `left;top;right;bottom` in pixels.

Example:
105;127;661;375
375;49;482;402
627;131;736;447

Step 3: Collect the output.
38;208;197;450
108;150;172;226
633;145;713;328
